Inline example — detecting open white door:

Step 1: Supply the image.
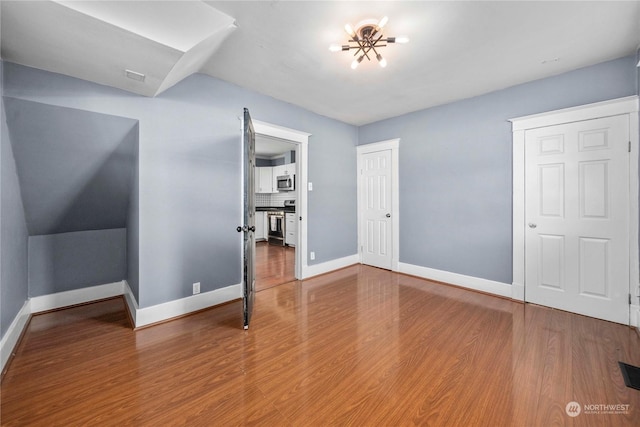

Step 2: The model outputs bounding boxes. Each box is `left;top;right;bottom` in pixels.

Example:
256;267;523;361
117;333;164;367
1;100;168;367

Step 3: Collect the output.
239;108;256;329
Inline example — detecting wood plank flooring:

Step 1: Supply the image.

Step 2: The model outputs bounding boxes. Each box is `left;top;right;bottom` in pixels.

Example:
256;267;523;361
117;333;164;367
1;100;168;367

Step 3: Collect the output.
255;241;296;292
2;265;640;426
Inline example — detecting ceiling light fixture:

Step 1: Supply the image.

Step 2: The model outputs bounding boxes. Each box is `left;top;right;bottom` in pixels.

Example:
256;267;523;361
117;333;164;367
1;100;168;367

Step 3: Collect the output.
329;16;408;69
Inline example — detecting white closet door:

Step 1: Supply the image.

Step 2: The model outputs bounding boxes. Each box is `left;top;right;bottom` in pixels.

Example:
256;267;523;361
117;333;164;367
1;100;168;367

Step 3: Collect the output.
525;115;630;324
361;149;393;270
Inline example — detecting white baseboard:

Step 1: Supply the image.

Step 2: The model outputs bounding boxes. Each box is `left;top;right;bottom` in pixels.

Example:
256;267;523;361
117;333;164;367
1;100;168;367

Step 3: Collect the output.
29;281;125;313
302;254;359;279
133;284;242;328
122;280;139;326
511;282;525;301
398;262;512;299
1;300;31;374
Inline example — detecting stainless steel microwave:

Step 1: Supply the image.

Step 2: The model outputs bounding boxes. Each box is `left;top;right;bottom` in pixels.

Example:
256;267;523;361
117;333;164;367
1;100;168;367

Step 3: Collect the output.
276;175;294;192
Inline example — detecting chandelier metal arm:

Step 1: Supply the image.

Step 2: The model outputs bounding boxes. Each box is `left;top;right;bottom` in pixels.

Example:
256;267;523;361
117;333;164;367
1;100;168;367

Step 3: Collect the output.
349;38;370;60
344;44;388;50
348;33;384;61
361;34;384;60
331;17;407;68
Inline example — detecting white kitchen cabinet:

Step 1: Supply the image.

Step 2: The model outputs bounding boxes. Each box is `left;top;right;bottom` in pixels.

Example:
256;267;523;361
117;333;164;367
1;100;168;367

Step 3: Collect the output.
285;213;296;246
255;211;266;240
256;167;274;193
281;164;295;176
264;212;268;239
273;164;294;179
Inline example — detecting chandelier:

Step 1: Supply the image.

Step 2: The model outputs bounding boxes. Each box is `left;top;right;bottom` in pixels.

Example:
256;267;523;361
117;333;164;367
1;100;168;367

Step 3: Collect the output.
330;16;408;69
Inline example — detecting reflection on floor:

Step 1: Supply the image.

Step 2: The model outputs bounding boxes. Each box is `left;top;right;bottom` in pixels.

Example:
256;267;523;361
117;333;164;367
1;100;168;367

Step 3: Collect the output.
3;265;640;425
255;241;296;291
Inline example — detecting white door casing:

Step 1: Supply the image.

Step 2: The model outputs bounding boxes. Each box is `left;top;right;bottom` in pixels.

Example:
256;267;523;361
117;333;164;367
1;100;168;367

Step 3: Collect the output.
357;139;400;271
525;115;630;324
510;96;639;326
252;120;310;280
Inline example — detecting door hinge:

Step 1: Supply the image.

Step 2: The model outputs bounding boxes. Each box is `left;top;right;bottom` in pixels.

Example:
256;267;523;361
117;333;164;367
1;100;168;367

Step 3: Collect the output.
629;141;632;153
629;293;632;305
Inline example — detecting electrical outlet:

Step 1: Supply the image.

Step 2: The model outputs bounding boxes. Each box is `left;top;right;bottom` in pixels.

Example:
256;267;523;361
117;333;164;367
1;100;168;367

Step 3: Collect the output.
193;282;200;295
310;251;315;260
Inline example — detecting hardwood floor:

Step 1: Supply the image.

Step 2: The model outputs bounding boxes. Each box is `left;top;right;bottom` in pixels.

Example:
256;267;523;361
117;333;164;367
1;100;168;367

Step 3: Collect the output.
255;241;296;292
2;265;640;426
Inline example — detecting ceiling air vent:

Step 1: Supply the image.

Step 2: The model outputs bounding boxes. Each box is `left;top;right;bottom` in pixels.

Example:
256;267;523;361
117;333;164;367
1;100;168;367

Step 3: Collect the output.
124;69;145;82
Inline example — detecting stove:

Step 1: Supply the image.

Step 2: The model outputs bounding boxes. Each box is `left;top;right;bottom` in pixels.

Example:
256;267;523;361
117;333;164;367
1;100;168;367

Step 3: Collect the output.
267;200;295;246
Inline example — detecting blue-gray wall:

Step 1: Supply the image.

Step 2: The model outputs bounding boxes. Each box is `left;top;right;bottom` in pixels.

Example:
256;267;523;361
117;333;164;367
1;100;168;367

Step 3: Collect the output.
2;62;358;308
2;97;138;306
3;98;138;236
359;55;638;285
1;63;29;337
28;229;127;297
4;51;633;333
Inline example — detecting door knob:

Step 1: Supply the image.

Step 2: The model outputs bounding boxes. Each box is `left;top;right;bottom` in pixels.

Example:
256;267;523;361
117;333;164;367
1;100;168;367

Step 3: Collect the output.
386;213;391;218
248;226;256;232
528;223;537;229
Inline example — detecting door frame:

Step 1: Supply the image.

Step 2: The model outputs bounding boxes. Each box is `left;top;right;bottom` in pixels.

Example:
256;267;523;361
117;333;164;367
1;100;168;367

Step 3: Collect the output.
509;96;639;325
357;139;400;271
253;120;310;280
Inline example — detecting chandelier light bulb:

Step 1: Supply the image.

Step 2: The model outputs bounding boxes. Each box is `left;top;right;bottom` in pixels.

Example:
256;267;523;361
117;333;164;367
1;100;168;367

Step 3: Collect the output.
376;53;387;68
344;23;356;38
395;36;409;44
378;16;389;29
329;44;342;52
351;56;364;70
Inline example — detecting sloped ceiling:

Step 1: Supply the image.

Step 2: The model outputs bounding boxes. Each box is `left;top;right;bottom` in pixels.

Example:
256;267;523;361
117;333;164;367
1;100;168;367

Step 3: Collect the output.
1;0;236;97
3;98;138;236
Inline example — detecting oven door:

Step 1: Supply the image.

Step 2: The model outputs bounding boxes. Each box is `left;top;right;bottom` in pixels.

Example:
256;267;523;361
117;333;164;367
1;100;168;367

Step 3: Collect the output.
267;212;285;245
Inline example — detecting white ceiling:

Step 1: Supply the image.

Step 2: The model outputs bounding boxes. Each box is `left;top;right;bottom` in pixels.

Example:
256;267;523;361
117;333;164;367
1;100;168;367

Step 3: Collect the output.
2;1;639;125
1;0;236;96
255;134;296;157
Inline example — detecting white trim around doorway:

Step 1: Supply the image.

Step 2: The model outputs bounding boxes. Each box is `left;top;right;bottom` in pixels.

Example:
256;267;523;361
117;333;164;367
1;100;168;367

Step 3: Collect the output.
356;139;400;271
253;120;311;280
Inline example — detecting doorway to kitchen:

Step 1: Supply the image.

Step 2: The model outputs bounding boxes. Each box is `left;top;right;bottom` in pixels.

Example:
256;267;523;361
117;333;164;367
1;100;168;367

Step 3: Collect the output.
253;121;310;291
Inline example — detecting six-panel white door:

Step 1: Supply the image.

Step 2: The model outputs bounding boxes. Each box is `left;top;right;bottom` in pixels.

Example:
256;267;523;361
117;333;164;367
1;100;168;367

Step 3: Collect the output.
525;115;630;324
361;149;393;270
